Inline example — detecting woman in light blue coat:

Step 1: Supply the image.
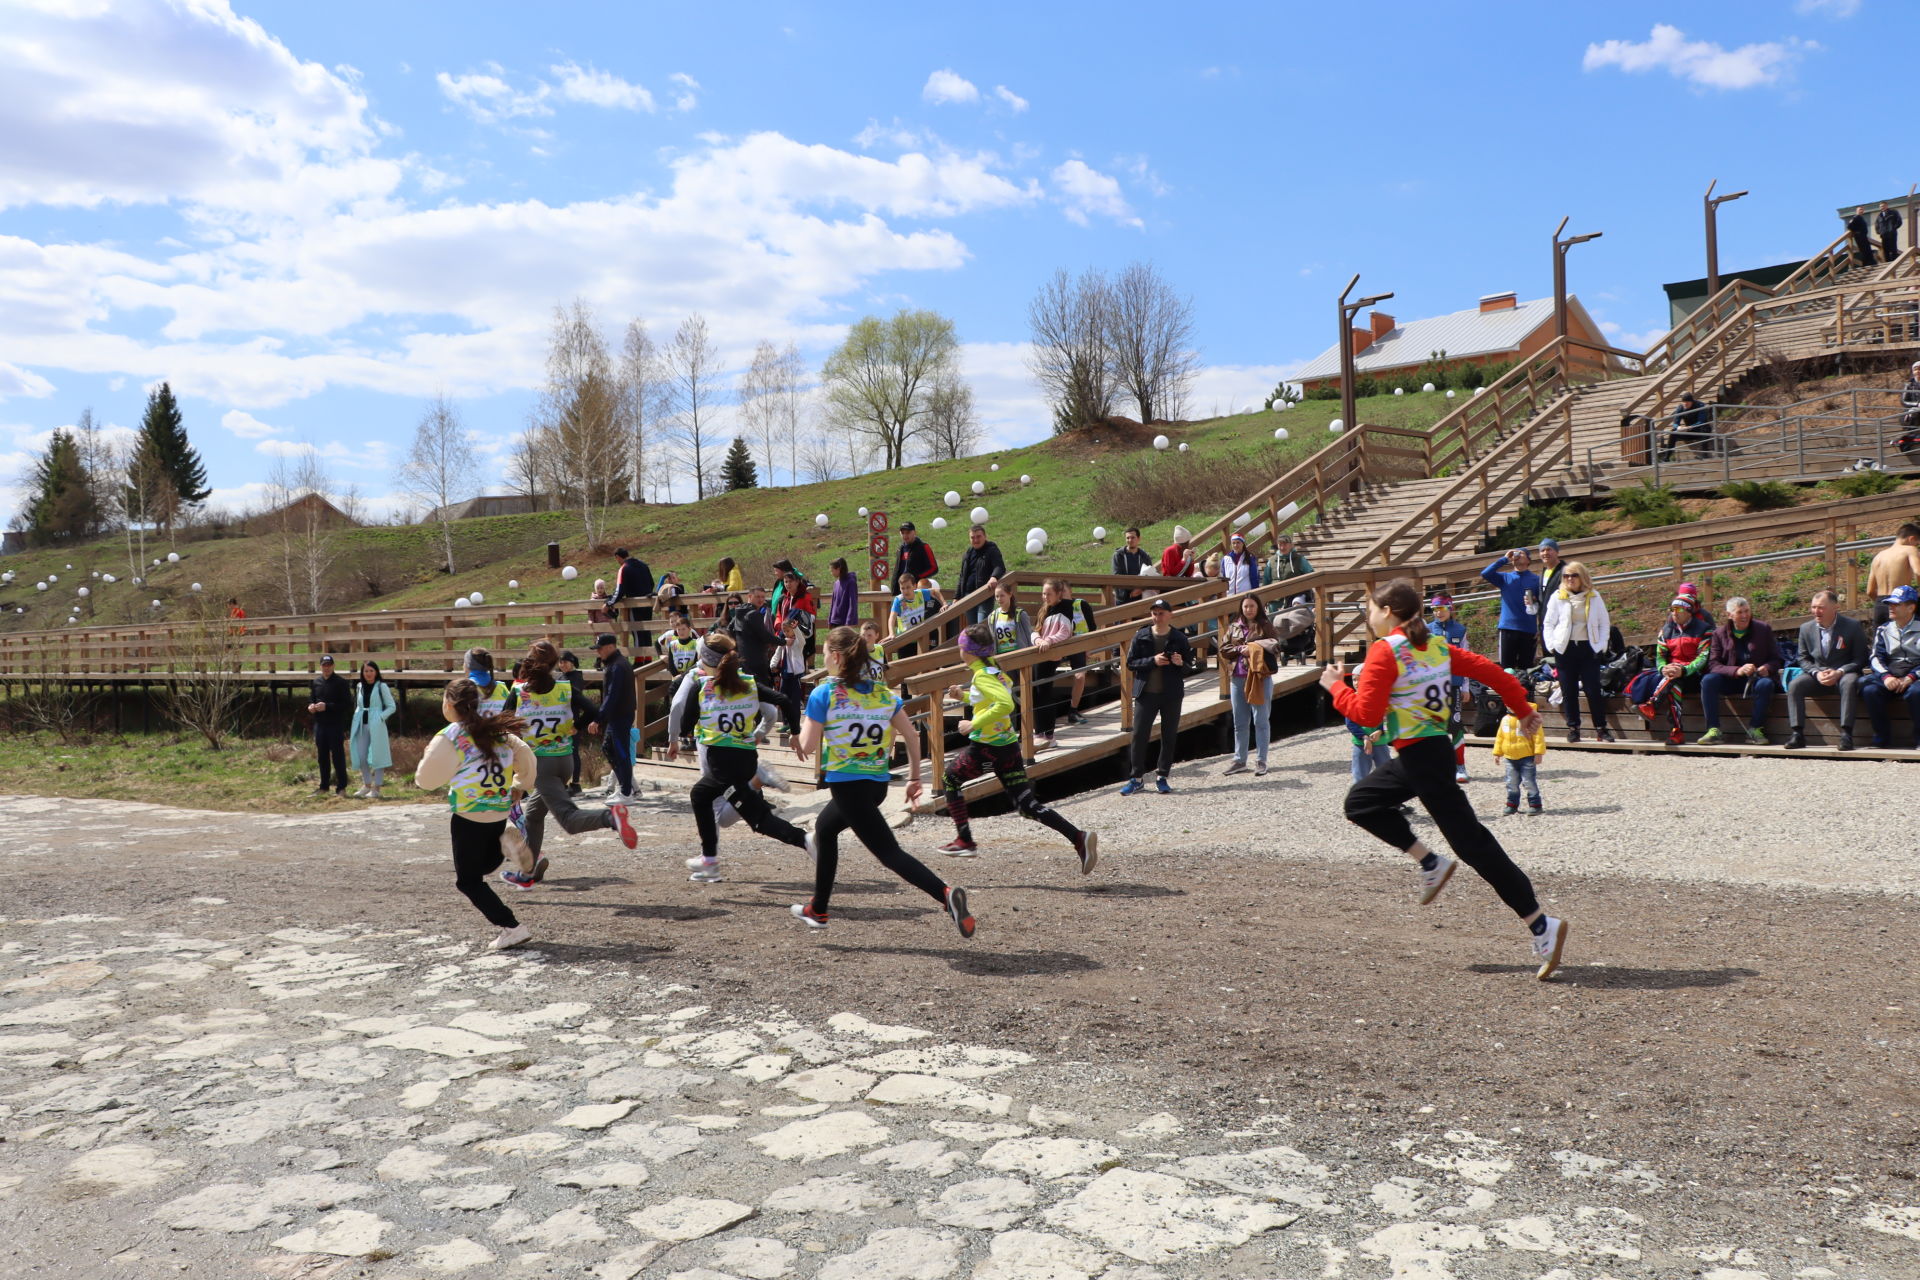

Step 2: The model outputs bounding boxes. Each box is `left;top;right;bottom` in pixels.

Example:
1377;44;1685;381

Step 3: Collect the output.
349;660;397;798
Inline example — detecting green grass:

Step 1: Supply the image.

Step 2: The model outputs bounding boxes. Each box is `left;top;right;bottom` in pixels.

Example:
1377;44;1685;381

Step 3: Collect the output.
0;731;375;812
1;393;1459;629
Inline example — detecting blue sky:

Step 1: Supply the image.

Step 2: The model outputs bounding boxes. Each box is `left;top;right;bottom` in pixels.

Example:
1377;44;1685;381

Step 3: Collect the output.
0;0;1904;516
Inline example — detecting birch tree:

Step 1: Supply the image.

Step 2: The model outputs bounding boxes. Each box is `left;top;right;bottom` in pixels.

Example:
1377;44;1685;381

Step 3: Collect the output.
399;394;478;574
737;340;781;485
617;318;665;503
819;309;958;469
529;299;629;546
661;313;718;499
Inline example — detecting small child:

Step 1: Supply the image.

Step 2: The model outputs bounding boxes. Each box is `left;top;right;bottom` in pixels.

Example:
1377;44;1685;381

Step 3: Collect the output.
1493;701;1547;814
1346;717;1393;782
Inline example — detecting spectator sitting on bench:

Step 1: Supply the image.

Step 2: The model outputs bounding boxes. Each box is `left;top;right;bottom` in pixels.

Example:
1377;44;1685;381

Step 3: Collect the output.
1629;597;1713;745
1864;584;1920;748
1787;588;1868;752
1663;392;1716;460
1697;596;1782;746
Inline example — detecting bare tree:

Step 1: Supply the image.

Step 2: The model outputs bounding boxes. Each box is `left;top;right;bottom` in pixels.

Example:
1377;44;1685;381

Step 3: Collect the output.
1028;268;1114;433
530;299;630;547
660;313;719;499
164;597;246;750
771;341;807;486
737;340;780;485
262;451;341;615
399;394;479;574
916;376;981;461
820;309;959;469
799;430;850;484
1109;262;1200;424
616;318;666;503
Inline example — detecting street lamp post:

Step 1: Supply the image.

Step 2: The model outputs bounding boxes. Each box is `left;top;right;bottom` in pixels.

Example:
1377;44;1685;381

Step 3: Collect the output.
1336;273;1394;441
1704;179;1748;299
1552;215;1604;341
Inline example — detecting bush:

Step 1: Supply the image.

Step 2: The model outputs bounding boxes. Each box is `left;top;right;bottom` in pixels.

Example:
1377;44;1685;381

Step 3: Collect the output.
1497;501;1600;548
1720;480;1799;511
1305;383;1339;401
1614;481;1694;530
1453;362;1487;390
1827;468;1902;497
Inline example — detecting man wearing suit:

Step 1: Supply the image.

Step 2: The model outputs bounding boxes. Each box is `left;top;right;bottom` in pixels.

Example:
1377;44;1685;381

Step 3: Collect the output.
1786;589;1867;751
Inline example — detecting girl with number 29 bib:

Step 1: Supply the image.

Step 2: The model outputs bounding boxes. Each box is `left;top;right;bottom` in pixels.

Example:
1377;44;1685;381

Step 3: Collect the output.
1322;579;1569;979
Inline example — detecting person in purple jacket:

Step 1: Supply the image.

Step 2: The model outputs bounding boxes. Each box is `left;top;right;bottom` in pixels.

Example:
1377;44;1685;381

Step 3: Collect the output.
827;557;860;630
1696;596;1782;745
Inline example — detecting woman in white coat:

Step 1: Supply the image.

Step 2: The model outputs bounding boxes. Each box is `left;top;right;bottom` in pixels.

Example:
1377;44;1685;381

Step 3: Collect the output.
1541;561;1614;742
349;660;398;797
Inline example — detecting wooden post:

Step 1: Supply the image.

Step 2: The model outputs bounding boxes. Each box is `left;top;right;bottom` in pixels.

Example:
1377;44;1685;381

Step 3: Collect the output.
1119;657;1134;731
929;688;947;799
1018;665;1036;762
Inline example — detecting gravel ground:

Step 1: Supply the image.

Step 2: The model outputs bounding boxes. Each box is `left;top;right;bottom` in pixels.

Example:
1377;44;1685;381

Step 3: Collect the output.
2;735;1918;1279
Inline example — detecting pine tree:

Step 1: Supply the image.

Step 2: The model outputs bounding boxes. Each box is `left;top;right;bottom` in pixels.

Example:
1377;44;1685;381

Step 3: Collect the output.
720;435;758;491
135;382;211;514
24;429;97;546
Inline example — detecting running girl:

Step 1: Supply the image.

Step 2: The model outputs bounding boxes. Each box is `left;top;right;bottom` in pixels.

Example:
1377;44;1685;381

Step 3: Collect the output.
792;625;975;938
413;678;539;950
939;624;1097;872
667;631;808;882
1320;578;1568;979
467;647;510;716
503;640;638;883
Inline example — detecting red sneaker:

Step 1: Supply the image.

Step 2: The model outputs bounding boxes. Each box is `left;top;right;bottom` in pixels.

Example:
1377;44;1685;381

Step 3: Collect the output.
938;838;978;856
790;901;829;929
944;886;976;939
1635;702;1657;724
1667;727;1685;746
608;802;639;850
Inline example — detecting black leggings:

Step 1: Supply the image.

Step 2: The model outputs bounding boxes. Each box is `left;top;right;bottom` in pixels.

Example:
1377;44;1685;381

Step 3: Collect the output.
1343;735;1540;919
450;814;519;928
812;779;948;914
1034;661;1065;734
690;744;806;859
1557;640;1610;731
945;740;1079;846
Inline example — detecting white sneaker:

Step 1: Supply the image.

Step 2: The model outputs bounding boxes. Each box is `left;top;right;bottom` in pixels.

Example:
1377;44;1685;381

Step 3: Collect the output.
804;830;818;864
686;856;721;883
352;786;369;799
1454;767;1469;784
757;762;791;793
488;924;532;951
1530;916;1568;980
1417;854;1456;905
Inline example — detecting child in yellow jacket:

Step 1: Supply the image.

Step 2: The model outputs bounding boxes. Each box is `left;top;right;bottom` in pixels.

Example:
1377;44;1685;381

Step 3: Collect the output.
1493;707;1546;814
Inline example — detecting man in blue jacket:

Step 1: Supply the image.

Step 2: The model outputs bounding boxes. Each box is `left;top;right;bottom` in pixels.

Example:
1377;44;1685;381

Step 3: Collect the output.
1480;548;1543;671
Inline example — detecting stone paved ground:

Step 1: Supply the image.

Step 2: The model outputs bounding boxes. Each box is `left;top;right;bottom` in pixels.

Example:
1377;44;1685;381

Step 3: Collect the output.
4;732;1920;1279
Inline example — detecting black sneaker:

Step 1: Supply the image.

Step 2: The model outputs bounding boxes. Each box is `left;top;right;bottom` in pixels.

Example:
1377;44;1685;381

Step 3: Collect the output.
1839;730;1856;751
944;886;976;939
1565;728;1582;744
1072;830;1098;877
1784;730;1807;750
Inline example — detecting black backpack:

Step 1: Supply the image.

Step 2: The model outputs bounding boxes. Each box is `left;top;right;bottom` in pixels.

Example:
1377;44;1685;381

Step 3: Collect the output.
1599;646;1647;695
1469;681;1507;736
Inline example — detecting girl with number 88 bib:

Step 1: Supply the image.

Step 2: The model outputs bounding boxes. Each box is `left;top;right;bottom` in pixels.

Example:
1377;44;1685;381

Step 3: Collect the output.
413;678;539;951
1321;579;1569;980
668;632;809;881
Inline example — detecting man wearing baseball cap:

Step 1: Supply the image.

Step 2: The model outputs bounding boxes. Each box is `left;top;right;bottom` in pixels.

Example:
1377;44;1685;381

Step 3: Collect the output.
1119;598;1196;795
894;521;937;584
586;634;636;802
1864;584;1920;747
306;654;353;797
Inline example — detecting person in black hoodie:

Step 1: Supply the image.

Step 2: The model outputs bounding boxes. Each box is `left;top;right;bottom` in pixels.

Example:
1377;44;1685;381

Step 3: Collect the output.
587;634;636;802
306;654;354;796
726;588;780;685
1847;208;1877;268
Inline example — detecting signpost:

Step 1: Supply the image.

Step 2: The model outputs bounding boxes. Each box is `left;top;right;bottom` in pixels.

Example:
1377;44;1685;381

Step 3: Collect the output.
868;510;890;588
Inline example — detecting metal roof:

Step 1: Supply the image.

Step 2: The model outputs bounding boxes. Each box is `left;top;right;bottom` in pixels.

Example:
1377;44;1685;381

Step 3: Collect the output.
1292;294;1598;382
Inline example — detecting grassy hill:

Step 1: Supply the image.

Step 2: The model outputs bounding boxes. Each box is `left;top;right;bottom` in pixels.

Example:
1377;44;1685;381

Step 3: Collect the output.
0;393;1459;629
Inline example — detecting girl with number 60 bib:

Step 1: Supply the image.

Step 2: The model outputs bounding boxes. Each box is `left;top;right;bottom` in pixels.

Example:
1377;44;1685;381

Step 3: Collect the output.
1321;579;1569;980
668;632;809;881
413;678;539;951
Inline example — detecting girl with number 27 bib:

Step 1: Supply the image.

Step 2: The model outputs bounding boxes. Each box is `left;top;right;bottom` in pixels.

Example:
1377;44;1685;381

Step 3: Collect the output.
1322;579;1569;980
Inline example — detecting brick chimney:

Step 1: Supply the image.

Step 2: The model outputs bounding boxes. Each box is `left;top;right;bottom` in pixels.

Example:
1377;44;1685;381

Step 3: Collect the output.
1369;311;1395;339
1351;326;1375;354
1479;291;1517;313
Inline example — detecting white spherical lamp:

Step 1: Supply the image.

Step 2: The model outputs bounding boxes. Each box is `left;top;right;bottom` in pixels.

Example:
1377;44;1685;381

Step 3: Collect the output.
1393;387;1404;396
944;490;961;507
150;600;161;609
561;565;579;580
131;577;142;586
1092;526;1107;541
814;513;829;528
1474;386;1485;396
1020;474;1032;485
1421;382;1435;393
931;516;948;530
167;552;180;563
508;579;519;589
991;463;1000;471
455;597;471;608
1329;419;1345;433
1153;434;1170;450
1025;538;1044;555
190;582;202;592
1273;427;1289;441
1178;442;1189;453
468;591;484;605
971;481;985;495
77;586;89;598
1445;388;1456;399
35;581;46;591
858;506;869;517
970;506;989;525
47;574;57;583
102;574;115;583
1026;527;1046;543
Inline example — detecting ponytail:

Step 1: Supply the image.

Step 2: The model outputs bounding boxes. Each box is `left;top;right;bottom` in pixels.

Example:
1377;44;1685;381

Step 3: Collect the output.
520;640;559;694
702;631;750;697
825;625;873;685
445;677;527;756
1372;579;1429;646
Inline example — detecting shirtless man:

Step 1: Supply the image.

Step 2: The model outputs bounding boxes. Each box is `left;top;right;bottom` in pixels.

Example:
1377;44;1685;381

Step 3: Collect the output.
1866;524;1920;626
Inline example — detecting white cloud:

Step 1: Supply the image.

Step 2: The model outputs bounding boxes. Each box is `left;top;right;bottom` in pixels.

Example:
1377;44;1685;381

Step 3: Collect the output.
1115;153;1171;198
855;118;929;151
0;362;54;399
922;68;980;105
993;85;1029;113
0;0;397;218
220;409;282;439
256;437;390;470
1050;159;1140;228
669;72;700;112
437;68;553;124
1582;24;1812;90
551;61;654;112
1795;0;1859;15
